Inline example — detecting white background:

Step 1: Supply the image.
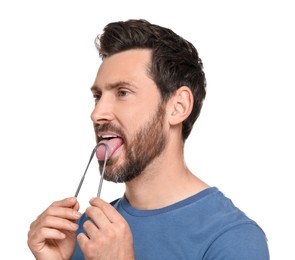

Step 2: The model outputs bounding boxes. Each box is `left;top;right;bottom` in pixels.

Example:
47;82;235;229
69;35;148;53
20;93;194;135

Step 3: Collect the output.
0;0;294;259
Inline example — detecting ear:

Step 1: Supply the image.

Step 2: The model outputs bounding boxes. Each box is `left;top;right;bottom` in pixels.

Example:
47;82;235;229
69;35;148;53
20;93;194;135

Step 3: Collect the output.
168;86;193;126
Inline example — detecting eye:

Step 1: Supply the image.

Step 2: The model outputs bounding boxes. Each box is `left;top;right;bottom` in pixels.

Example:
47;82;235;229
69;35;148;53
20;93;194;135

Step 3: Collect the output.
117;89;130;97
93;93;101;102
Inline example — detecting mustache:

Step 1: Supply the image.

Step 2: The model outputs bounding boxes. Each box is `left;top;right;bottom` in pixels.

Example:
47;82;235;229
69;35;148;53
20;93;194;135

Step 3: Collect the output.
94;123;126;139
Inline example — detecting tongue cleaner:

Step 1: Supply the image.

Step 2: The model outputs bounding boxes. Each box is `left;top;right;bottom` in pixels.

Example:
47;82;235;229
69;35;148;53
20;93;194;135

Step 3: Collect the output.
74;143;109;198
97;143;109;197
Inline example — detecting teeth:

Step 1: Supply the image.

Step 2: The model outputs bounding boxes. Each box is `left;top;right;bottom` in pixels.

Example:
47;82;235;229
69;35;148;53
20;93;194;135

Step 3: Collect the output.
100;135;118;139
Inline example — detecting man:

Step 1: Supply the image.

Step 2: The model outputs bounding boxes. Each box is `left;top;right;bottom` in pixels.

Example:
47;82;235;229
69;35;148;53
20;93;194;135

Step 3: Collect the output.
28;19;269;259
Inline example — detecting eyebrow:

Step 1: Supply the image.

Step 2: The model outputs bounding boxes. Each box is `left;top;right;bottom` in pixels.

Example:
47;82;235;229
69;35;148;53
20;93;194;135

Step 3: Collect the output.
90;81;135;92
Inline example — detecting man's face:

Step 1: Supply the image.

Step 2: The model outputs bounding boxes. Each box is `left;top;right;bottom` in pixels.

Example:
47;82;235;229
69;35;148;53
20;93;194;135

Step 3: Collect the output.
91;49;167;182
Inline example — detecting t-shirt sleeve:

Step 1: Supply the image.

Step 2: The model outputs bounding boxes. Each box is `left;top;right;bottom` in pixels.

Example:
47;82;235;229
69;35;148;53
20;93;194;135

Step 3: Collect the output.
203;223;270;260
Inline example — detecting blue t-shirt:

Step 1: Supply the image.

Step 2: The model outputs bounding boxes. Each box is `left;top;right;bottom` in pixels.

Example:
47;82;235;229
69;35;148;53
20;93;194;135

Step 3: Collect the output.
72;187;269;259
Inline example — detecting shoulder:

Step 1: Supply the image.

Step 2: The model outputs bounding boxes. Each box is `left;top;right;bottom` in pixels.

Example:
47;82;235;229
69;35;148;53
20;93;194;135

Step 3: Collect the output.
197;188;270;259
203;217;269;259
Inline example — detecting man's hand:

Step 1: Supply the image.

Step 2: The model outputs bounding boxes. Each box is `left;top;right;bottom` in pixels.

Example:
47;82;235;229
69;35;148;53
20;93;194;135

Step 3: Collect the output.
77;197;135;260
27;197;81;260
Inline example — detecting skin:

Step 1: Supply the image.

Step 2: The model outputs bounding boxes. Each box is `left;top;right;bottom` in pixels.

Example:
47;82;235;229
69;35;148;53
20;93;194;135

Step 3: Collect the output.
27;49;209;259
92;50;167;183
27;197;81;260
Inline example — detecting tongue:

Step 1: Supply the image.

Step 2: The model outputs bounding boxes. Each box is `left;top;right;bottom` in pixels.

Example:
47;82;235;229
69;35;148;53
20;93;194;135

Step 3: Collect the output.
96;138;124;160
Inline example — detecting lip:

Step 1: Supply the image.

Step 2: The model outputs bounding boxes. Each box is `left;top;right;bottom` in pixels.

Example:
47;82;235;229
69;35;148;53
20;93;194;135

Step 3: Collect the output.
97;131;122;141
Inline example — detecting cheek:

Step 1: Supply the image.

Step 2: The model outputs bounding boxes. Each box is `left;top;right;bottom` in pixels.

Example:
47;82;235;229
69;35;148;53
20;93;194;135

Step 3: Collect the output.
118;97;163;138
119;111;144;133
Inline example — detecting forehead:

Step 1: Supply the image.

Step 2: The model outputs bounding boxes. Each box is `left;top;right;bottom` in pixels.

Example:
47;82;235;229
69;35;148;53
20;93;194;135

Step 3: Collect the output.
93;49;154;90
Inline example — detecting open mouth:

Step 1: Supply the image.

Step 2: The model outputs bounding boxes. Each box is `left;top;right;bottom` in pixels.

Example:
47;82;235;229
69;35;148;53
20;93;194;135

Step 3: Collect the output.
96;133;124;160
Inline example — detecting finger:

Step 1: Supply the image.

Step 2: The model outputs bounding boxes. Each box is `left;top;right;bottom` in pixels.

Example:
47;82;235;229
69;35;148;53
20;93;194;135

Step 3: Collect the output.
76;232;90;250
28;226;71;254
85;206;110;230
89;197;122;223
30;226;67;242
83;219;100;240
50;197;78;208
72;200;80;211
37;202;81;222
28;215;79;245
39;215;79;231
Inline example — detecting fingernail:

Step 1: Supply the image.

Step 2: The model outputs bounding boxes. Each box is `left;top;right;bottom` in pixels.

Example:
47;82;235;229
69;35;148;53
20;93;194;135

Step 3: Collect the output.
73;211;82;218
71;222;79;230
69;197;77;202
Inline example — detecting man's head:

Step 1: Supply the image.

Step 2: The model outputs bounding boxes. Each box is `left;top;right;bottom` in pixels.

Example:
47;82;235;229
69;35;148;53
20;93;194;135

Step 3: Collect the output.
96;19;206;141
91;19;206;182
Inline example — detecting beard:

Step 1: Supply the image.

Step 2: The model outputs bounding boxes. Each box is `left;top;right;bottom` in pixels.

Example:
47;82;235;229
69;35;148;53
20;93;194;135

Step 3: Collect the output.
97;103;167;183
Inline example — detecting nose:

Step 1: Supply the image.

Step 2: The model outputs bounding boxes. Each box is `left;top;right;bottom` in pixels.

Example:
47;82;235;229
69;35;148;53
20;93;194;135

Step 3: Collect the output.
91;96;114;124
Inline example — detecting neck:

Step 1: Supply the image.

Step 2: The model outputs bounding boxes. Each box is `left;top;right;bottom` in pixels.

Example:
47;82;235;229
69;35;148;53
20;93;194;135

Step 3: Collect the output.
124;138;209;210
